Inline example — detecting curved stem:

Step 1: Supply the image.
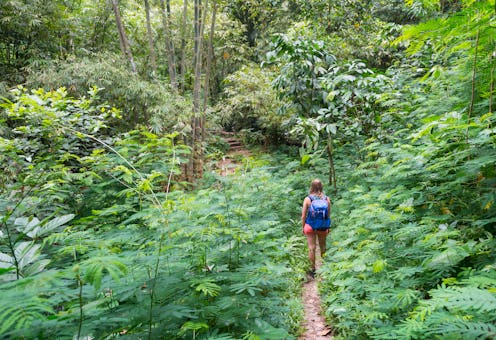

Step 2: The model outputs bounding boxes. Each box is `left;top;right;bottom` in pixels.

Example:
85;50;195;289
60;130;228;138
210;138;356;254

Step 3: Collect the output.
1;186;34;279
77;273;84;340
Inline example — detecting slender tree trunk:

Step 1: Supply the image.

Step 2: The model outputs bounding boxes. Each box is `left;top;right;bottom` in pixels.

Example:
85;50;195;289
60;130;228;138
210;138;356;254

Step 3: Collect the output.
326;134;337;191
327;0;332;33
185;0;199;181
201;0;217;143
179;0;188;92
190;0;208;179
490;59;494;117
160;0;178;91
111;0;137;73
467;29;479;145
76;274;84;340
166;0;178;90
6;42;10;65
144;0;157;75
186;0;202;182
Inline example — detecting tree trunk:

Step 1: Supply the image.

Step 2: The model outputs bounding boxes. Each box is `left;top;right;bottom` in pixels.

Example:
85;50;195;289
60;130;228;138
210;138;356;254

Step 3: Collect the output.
111;0;137;73
179;0;188;92
326;134;337;192
185;0;202;182
160;0;178;91
201;0;217;143
6;42;10;65
92;1;112;50
439;0;462;13
467;29;480;146
190;0;209;180
490;58;494;115
144;0;157;75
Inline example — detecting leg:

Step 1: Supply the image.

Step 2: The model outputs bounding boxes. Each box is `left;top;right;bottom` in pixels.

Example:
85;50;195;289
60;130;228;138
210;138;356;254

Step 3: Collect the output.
305;232;317;270
317;231;328;258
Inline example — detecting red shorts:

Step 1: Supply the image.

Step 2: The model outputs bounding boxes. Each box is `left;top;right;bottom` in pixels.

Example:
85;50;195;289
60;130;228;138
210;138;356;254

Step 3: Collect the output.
303;224;329;236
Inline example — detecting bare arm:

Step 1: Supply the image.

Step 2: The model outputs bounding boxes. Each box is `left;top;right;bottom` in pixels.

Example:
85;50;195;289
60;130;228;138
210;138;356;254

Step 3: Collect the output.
301;197;310;229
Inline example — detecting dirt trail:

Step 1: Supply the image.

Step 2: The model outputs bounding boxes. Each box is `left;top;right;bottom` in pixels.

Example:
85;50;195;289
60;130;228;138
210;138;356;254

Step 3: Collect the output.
217;134;251;176
216;135;332;338
299;250;333;339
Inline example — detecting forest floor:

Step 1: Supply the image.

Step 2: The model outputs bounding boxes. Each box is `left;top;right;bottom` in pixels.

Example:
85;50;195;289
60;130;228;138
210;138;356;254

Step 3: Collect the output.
217;136;333;339
299;249;333;339
217;149;251;176
216;134;251;176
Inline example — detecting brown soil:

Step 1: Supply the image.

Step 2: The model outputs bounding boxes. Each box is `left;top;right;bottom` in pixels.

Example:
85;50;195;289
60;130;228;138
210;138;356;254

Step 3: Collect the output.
217;149;252;176
217;135;252;176
299;250;333;339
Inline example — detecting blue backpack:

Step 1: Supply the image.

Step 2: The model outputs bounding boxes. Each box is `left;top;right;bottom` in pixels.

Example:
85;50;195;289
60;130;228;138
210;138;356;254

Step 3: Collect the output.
306;195;331;231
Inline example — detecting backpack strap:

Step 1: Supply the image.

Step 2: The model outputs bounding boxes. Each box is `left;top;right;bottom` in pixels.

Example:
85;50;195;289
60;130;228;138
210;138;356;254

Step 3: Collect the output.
308;194;326;201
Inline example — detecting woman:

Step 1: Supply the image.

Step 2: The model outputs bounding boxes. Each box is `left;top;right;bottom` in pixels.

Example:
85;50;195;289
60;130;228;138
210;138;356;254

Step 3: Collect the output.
301;179;331;277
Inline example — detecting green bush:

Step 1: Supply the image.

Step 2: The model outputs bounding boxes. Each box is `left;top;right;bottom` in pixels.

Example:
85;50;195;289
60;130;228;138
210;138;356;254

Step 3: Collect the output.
26;52;191;132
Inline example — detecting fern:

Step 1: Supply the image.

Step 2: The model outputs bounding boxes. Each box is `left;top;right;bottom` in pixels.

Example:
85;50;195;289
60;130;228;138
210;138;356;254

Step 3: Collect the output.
429;320;496;340
0;302;53;334
0;290;54;336
428;286;496;314
460;275;496;289
78;255;128;290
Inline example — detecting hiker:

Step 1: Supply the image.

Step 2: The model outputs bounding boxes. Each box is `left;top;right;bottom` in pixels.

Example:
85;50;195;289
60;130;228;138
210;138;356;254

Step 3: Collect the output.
301;179;331;277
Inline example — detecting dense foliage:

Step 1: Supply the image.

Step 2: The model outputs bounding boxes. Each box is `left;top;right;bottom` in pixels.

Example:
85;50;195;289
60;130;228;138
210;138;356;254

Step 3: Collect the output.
1;0;495;339
0;89;311;338
315;1;496;339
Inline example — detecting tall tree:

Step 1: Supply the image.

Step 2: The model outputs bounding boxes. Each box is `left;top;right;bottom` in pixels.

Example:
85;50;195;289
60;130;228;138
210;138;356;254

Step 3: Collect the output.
224;0;281;48
202;0;218;143
111;0;137;73
0;0;70;84
179;0;189;92
90;0;113;51
160;0;178;90
144;0;157;74
189;0;208;180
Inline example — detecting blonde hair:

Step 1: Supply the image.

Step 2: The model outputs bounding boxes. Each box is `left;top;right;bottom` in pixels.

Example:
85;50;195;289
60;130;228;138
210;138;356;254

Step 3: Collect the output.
309;179;324;196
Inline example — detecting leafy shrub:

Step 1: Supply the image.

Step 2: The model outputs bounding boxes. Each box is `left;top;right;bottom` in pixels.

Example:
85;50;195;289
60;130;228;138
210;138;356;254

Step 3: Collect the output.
214;64;290;145
0;88;313;338
26;52;191;132
318;2;496;338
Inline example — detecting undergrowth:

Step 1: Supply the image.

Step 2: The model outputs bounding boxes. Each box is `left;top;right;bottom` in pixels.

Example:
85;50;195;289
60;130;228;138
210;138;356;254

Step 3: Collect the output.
317;2;496;337
0;88;314;339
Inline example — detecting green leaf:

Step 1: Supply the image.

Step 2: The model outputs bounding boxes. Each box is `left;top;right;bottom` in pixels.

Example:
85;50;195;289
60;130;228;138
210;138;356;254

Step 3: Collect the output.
178;321;209;336
372;260;386;273
0;299;53;335
301;154;311;165
79;255;128;290
191;279;222;298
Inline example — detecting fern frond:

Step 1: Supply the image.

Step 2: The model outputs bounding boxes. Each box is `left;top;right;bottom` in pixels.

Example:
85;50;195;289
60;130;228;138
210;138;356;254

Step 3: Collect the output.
431;320;496;339
190;278;222;298
0;295;53;335
79;255;128;290
430;286;496;313
460;275;496;289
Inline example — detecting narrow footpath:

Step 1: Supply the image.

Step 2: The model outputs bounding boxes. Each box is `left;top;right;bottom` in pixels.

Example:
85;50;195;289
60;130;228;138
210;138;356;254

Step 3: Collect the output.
217;132;250;176
299;250;333;339
216;134;333;339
